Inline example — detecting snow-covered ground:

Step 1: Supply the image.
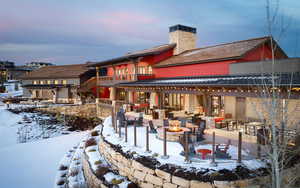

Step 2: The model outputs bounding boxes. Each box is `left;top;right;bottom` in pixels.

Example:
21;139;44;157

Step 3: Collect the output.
102;116;265;171
0;105;87;188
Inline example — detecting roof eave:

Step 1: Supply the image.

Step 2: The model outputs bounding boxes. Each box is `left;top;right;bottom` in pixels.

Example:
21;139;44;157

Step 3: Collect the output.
88;44;176;67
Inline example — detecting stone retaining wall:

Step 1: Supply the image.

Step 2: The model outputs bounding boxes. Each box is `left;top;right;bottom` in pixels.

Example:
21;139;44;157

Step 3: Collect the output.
38;103;98;118
82;155;109;188
95;137;300;188
98;138;214;188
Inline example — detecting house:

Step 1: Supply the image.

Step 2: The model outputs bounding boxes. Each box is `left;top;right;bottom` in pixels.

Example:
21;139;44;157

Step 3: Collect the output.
88;24;299;121
21;64;94;103
0;61;33;93
25;62;54;70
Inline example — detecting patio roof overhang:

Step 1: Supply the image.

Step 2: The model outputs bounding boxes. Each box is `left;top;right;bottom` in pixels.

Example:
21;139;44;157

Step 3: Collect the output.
118;73;300;99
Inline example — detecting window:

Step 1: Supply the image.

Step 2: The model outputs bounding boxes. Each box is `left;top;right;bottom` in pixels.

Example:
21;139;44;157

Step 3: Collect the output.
54;80;59;84
47;80;51;84
137;66;152;74
40;80;44;84
62;80;67;85
148;66;152;74
33;80;38;85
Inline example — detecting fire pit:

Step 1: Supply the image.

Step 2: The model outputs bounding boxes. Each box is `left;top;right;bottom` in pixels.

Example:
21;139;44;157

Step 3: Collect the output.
157;120;190;142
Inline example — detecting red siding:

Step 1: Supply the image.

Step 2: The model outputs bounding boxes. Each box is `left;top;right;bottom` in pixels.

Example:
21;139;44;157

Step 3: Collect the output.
91;87;110;98
154;60;237;78
242;43;273;61
106;48;174;78
153;43;284;78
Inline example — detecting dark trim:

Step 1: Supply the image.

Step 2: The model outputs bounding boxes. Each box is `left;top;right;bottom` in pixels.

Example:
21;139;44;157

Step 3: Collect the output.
21;76;81;80
88;44;176;67
153;56;241;68
22;84;75;89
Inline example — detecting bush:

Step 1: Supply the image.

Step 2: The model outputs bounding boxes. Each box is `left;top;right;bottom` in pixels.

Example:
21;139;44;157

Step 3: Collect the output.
111;178;124;185
59;165;68;171
57;180;65;185
69;168;79;177
85;138;97;148
91;130;99;137
94;160;102;165
95;166;110;178
127;182;139;188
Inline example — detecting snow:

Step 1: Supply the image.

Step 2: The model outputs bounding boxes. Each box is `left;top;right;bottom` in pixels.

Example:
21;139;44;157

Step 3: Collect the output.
102;116;266;171
0;132;86;188
0;105;87;188
0;106;23;148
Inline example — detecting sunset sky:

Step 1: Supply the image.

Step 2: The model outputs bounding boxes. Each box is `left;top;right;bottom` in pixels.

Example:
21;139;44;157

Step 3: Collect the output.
1;0;300;65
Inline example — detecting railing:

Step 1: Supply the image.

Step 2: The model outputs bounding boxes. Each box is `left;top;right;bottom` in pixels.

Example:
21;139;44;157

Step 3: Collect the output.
99;98;112;105
96;73;154;85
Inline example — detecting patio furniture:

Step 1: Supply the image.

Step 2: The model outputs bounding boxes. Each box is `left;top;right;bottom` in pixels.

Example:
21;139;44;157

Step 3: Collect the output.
116;108;126;127
134;115;144;127
257;126;270;145
163;119;169;127
215;143;231;159
197;149;212;159
180;119;187;127
179;132;196;156
199;119;206;135
148;120;157;134
152;110;159;119
186;123;198;133
215;120;226;129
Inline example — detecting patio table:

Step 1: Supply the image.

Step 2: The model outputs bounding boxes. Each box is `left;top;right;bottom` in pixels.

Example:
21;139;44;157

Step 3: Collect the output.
197;149;212;159
245;122;263;135
186;123;198;133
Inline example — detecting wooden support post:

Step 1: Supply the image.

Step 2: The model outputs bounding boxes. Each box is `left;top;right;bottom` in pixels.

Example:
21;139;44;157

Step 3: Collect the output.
119;120;121;138
125;121;128;143
184;132;189;162
146;126;149;152
211;131;216;166
245;124;248;135
226;122;229;131
238;132;242;163
162;127;168;158
257;134;261;159
111;107;115;131
134;123;137;147
281;122;285;144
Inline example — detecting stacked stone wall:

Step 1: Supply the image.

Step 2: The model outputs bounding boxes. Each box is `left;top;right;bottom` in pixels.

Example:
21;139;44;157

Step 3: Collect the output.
94;137;300;188
39;103;96;117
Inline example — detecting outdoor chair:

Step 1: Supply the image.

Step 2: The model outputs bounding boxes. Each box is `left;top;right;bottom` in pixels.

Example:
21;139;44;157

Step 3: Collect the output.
148;120;157;134
198;119;206;135
163;119;169;127
179;132;196;156
116;108;126;127
180;119;187;127
215;143;231;159
133;116;143;127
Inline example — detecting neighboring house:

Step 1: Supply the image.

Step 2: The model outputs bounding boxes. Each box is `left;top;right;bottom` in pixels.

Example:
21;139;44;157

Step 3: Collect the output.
87;24;300;121
25;62;54;70
21;64;95;103
0;61;34;85
0;80;23;98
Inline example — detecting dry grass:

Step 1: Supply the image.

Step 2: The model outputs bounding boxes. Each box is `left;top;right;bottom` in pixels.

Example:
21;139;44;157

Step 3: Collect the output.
85;138;97;148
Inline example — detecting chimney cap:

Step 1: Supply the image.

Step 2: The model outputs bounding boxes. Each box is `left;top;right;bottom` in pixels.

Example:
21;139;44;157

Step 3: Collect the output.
169;24;196;34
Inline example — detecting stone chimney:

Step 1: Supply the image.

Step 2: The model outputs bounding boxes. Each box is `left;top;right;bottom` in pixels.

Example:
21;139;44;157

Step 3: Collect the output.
169;24;197;55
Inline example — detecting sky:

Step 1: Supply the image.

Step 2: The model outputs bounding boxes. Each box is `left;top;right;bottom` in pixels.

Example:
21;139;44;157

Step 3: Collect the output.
0;0;300;65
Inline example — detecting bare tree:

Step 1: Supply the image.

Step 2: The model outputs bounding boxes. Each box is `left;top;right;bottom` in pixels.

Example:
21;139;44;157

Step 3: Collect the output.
248;1;300;187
